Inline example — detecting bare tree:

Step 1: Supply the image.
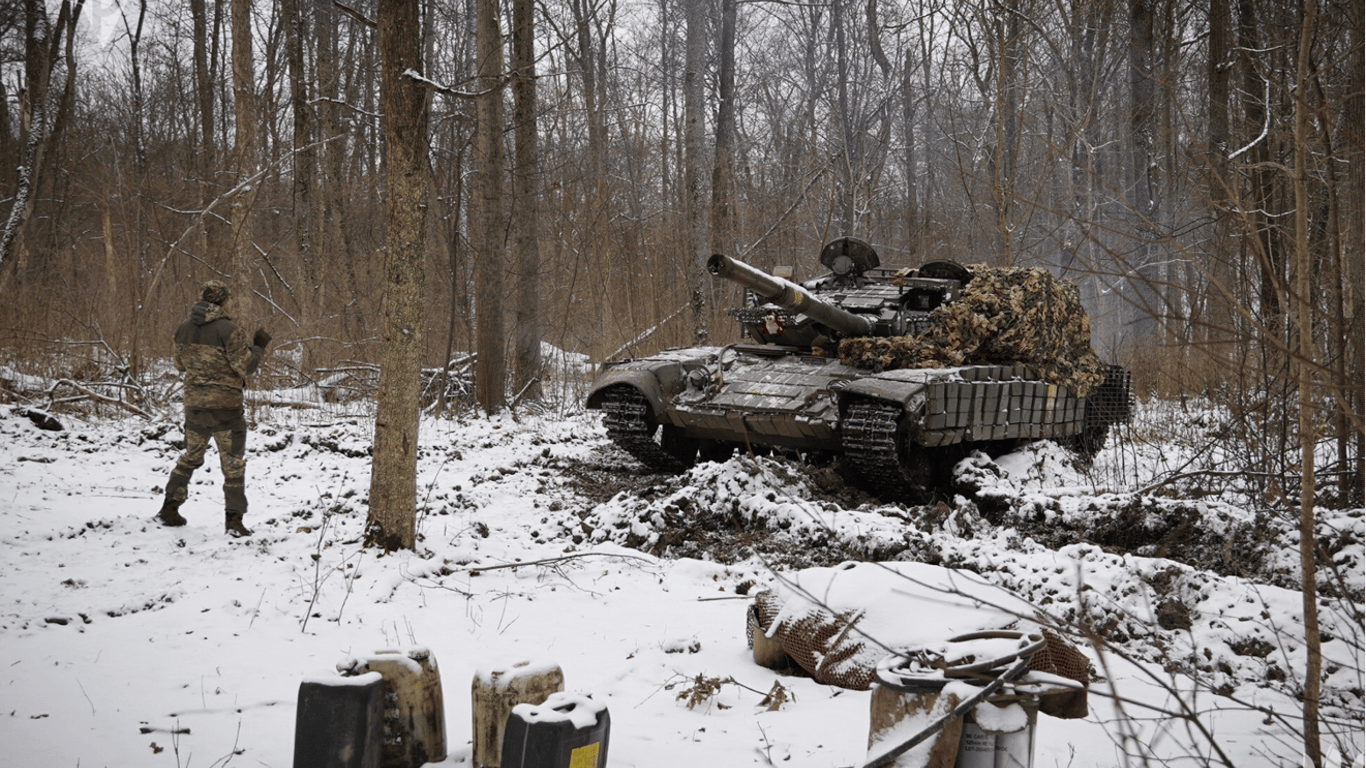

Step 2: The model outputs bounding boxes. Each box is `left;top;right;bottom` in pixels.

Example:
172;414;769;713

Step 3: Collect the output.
683;0;708;345
283;0;318;324
1291;3;1321;763
1343;0;1365;501
228;0;259;318
189;0;215;160
710;0;737;257
1202;0;1235;361
473;0;508;412
366;0;430;551
1124;0;1161;339
0;0;82;280
511;0;542;403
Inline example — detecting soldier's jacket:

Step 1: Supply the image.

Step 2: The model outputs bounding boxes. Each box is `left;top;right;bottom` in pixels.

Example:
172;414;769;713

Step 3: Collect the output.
174;301;264;409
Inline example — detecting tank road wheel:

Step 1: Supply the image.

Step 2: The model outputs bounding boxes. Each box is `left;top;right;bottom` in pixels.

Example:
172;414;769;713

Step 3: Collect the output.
661;426;701;468
700;440;741;464
599;385;695;472
842;399;934;503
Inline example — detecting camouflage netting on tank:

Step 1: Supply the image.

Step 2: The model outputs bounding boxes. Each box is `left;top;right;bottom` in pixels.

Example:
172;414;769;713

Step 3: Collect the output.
839;265;1106;396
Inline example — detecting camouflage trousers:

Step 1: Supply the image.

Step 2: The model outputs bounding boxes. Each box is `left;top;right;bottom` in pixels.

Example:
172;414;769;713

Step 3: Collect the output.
163;407;249;517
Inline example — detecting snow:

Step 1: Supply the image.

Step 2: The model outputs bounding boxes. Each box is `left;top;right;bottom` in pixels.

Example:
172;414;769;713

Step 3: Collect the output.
511;691;606;729
302;669;384;688
0;392;1361;768
972;701;1027;734
474;658;564;687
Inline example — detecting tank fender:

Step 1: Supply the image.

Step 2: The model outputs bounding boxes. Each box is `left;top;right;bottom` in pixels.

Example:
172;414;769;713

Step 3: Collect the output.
837;378;927;413
584;365;681;421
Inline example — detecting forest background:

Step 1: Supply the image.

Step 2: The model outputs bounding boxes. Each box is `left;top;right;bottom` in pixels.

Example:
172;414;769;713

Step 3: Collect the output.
0;0;1361;518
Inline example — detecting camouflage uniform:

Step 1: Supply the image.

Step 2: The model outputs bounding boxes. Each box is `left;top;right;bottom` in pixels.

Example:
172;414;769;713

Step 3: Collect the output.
159;282;267;536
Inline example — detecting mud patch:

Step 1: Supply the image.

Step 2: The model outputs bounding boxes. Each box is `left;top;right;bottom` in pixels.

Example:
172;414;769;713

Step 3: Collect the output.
572;451;925;568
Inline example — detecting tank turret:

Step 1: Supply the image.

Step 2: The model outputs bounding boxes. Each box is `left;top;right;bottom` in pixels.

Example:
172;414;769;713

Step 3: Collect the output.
707;238;969;349
707;253;873;340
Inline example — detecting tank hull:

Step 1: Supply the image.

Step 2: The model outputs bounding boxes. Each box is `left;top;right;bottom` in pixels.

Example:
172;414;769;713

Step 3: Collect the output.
585;344;1131;490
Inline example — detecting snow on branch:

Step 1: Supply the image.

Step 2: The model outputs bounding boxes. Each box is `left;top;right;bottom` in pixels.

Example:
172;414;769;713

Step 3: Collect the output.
403;69;504;100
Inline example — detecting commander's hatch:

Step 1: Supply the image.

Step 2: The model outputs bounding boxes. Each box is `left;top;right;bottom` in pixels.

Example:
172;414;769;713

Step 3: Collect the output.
896;260;972;313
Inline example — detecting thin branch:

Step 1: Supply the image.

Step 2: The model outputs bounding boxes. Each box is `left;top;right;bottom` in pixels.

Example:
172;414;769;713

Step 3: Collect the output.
468;551;655;575
333;0;375;28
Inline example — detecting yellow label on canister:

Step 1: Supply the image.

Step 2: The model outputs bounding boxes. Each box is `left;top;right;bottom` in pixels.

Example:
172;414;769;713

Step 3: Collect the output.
1045;384;1057;412
569;742;601;768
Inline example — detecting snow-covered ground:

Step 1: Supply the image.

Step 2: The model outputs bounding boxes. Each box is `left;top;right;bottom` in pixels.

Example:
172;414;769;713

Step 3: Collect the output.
0;387;1361;767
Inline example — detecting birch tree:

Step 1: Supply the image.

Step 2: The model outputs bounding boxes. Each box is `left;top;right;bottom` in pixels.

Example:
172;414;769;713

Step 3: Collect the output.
0;0;83;280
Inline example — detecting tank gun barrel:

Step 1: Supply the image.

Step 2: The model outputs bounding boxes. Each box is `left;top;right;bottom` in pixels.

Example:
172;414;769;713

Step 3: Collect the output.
708;253;873;338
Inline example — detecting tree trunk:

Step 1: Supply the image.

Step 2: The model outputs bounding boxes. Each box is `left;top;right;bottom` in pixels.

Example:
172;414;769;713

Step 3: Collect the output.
569;0;606;185
511;0;542;402
284;0;315;328
710;0;737;257
0;77;13;195
0;0;80;280
124;0;147;170
833;0;856;234
438;143;467;417
683;0;708;344
315;0;355;332
1346;0;1366;502
1204;0;1235;360
901;49;917;260
366;0;430;552
1291;2;1321;762
190;0;215;160
229;0;259;318
992;0;1022;264
1236;0;1282;320
1126;0;1160;338
474;0;507;412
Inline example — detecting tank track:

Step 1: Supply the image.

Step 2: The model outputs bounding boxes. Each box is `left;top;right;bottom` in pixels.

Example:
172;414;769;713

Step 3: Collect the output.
842;399;929;501
600;386;686;471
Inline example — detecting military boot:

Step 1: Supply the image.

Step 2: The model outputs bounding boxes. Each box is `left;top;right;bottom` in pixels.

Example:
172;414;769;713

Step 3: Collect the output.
156;502;187;527
225;512;252;538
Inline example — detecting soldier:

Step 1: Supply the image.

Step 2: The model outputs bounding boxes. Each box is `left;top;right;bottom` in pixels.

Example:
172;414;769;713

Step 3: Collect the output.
156;280;271;537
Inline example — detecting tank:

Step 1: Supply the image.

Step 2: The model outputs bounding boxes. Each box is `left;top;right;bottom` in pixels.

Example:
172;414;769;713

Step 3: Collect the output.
585;237;1132;500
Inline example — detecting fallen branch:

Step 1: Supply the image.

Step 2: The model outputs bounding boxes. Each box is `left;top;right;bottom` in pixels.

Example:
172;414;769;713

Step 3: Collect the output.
254;399;325;410
46;379;154;419
468;551;655;575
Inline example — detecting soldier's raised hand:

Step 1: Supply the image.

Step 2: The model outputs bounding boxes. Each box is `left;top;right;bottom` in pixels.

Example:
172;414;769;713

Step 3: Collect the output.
253;328;273;349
